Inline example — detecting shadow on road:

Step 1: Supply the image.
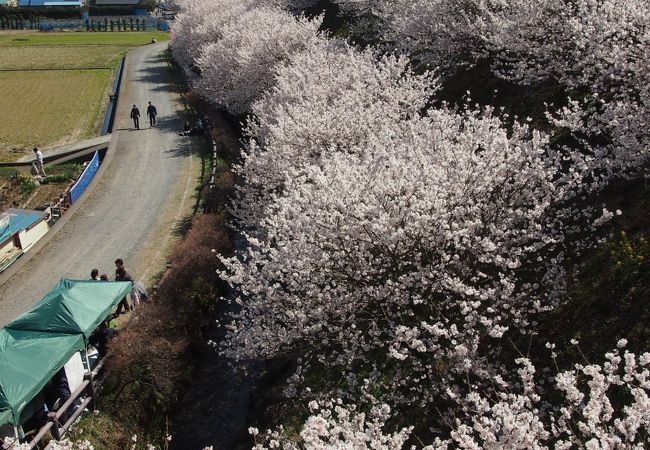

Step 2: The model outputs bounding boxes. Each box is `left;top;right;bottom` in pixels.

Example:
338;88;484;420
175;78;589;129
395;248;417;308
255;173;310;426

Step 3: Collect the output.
134;54;179;94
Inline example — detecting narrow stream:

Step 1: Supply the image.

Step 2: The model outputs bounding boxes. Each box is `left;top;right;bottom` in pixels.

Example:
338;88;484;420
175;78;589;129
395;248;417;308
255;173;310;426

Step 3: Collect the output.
170;232;261;450
169;318;256;450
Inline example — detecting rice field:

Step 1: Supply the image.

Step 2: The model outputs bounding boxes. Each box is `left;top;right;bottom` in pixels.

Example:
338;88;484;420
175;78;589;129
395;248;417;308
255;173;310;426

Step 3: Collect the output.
0;46;127;70
0;70;112;160
0;31;169;46
0;31;169;161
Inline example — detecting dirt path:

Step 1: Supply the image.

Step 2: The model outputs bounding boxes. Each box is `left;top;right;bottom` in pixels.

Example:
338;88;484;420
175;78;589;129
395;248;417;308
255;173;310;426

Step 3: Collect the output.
0;43;199;326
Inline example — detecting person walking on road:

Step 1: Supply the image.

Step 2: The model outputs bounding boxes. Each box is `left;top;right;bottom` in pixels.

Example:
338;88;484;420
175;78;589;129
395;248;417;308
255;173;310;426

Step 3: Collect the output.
147;101;158;128
33;147;45;176
130;104;140;130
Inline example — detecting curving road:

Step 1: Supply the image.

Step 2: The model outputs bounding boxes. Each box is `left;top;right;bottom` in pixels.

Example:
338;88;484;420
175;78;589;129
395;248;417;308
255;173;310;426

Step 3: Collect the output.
0;43;197;326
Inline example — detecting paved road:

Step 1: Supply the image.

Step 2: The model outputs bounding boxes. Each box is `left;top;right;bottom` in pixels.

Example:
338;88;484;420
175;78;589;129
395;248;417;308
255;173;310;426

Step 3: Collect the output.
0;43;194;326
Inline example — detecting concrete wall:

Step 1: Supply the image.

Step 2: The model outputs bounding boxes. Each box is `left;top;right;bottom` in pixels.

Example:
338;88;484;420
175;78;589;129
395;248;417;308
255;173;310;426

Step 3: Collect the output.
18;220;49;253
0;238;17;261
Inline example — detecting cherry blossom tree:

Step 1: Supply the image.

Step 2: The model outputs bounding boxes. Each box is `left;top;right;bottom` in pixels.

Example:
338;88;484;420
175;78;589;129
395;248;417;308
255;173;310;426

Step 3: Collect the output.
334;0;650;181
235;39;437;227
193;7;324;115
482;0;650;181
251;342;650;449
171;0;244;67
170;0;310;68
332;0;494;71
251;401;411;450
222;103;567;411
168;1;648;448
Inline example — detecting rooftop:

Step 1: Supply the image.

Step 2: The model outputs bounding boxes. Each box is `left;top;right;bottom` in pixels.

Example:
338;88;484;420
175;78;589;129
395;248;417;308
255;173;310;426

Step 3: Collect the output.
0;208;46;245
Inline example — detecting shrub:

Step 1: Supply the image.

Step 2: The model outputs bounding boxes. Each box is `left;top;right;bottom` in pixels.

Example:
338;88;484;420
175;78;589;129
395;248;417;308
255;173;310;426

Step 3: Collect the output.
100;213;231;423
156;213;232;337
608;231;648;284
19;178;37;197
41;175;71;185
107;301;191;420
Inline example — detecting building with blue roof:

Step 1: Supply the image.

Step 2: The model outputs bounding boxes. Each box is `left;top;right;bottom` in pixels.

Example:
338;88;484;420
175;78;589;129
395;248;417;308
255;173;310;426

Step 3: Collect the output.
19;0;83;6
0;208;49;273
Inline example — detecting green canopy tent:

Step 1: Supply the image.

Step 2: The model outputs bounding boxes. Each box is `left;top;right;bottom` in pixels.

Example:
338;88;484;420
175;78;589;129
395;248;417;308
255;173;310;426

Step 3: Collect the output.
6;279;132;340
0;279;132;428
0;329;85;426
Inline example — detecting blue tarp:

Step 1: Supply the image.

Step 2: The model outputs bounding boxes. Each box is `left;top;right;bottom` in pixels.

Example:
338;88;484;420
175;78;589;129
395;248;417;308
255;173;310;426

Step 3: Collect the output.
69;151;100;204
0;209;45;246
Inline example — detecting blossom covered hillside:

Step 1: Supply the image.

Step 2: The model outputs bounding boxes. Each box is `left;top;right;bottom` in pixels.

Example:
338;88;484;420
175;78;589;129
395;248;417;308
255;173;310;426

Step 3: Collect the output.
169;0;650;448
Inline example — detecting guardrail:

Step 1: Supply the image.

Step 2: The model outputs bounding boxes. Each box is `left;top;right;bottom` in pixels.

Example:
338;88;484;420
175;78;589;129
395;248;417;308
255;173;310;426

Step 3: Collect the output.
27;357;107;449
101;56;125;136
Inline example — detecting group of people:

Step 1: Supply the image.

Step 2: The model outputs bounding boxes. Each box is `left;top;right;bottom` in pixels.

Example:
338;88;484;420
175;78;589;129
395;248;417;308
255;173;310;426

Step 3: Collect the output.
90;258;148;315
31;99;207;178
132;101;206;135
130;101;158;130
180;117;206;136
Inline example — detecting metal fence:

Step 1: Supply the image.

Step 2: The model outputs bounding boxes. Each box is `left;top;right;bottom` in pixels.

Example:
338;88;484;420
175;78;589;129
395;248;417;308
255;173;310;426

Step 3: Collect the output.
27;357;107;450
0;16;168;31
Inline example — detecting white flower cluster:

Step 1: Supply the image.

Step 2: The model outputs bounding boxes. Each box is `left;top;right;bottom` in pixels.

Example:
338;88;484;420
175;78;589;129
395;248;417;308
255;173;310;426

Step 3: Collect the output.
252;344;650;449
2;439;95;450
333;0;650;183
171;0;324;114
252;400;411;450
194;8;323;115
433;342;650;449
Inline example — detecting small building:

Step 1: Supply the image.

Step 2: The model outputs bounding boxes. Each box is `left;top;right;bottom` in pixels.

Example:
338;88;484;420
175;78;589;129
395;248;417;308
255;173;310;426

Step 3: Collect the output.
0;208;49;272
93;0;140;5
91;0;144;16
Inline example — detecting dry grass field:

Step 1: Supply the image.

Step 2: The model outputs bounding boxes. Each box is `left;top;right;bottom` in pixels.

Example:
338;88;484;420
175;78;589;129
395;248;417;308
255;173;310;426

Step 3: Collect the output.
0;45;125;70
0;70;112;160
0;31;169;161
0;31;168;46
